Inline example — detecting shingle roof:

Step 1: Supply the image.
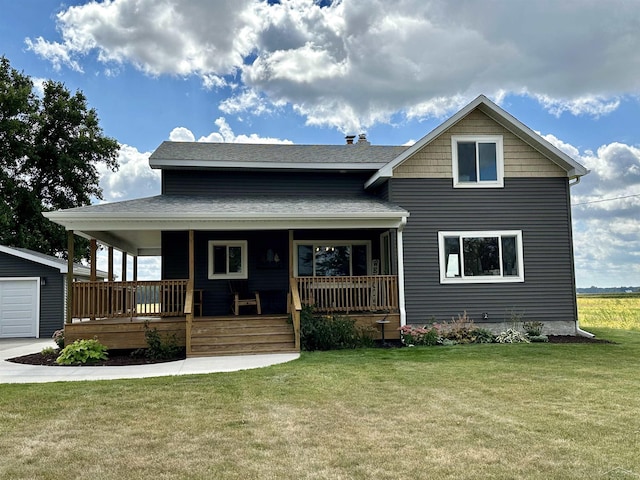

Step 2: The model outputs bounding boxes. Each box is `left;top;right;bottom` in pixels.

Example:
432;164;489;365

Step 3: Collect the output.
149;142;409;170
0;245;107;278
50;194;409;218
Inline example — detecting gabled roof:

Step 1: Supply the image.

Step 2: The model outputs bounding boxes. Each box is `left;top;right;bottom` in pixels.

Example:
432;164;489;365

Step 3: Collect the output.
150;141;409;171
0;245;107;278
365;94;590;188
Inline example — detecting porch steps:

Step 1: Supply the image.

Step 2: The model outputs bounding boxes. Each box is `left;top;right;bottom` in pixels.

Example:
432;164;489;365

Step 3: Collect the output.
189;315;297;356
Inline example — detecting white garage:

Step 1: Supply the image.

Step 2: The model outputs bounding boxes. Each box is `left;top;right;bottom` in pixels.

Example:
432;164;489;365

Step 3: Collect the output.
0;278;39;338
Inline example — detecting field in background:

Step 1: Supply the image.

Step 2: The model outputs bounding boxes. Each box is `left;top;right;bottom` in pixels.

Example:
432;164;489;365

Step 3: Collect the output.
578;293;640;331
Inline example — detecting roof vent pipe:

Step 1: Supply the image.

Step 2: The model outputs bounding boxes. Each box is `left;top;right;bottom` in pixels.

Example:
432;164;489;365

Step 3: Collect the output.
345;135;356;145
357;133;370;146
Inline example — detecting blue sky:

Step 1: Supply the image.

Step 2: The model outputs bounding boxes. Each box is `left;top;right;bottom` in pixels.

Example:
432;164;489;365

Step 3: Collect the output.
2;0;640;287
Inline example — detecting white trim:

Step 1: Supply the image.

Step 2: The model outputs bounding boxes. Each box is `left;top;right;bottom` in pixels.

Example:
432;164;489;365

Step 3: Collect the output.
438;230;525;284
396;220;407;327
292;240;372;277
0;245;66;273
365;94;589;188
0;277;40;338
207;240;248;279
451;135;504;188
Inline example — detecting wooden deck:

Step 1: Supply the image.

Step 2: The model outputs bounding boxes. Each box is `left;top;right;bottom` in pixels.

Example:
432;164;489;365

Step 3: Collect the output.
64;312;400;355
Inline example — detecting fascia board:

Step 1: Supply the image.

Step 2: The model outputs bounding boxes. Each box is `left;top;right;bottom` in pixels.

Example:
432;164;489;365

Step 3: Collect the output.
149;159;386;170
0;245;66;273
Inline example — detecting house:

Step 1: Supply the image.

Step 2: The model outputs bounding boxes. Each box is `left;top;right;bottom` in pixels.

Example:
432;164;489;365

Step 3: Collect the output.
43;95;589;355
0;245;106;338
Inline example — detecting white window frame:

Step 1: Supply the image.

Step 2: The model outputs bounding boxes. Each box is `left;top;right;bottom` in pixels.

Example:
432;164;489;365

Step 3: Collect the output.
293;240;371;277
451;135;504;188
438;230;524;284
208;240;248;279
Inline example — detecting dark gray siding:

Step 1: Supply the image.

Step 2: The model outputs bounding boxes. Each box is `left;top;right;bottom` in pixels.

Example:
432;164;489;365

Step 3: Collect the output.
163;170;372;196
0;252;64;337
162;228;388;316
390;177;578;326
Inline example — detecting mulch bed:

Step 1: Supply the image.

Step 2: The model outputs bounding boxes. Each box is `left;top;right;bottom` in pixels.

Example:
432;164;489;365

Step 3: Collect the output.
7;335;611;366
7;349;186;367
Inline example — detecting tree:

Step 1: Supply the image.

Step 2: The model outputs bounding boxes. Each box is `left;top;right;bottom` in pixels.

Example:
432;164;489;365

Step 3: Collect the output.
0;56;119;260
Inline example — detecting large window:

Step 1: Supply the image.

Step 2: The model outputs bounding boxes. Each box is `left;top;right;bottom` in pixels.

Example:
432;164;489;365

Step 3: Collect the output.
208;240;248;279
452;135;504;188
438;231;524;283
294;241;370;277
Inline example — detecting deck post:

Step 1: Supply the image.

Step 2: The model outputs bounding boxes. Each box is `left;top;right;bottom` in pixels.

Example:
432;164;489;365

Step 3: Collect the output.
121;251;127;281
108;246;114;281
90;239;97;282
186;230;195;355
133;256;138;282
66;230;74;324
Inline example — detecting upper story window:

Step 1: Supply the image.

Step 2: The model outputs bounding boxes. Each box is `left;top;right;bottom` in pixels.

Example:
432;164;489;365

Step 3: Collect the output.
451;135;504;188
438;230;524;284
208;240;248;279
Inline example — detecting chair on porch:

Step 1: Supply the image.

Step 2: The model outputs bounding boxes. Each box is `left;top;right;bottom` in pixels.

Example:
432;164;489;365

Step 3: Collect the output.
229;280;262;315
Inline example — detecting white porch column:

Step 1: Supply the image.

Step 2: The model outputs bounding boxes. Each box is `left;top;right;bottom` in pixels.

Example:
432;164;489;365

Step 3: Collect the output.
396;218;408;327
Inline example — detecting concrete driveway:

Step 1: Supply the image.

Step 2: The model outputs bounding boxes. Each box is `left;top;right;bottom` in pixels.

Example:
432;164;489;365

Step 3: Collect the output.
0;338;299;384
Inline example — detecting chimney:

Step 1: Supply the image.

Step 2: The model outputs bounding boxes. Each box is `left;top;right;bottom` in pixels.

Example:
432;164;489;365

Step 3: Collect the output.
345;135;356;145
357;133;370;146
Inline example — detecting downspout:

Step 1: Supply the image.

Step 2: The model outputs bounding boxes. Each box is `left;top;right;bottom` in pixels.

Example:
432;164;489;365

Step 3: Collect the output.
396;217;408;327
569;175;594;338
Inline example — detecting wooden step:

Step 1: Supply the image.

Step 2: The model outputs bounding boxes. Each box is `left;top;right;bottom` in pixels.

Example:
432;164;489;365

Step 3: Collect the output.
190;342;297;356
191;324;293;336
191;332;295;346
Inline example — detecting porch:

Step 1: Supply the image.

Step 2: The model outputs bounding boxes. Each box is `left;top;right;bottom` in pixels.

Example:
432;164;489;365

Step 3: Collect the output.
66;277;401;356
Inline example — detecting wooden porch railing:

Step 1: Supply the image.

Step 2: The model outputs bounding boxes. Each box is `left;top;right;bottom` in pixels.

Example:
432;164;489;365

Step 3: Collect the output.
295;275;398;313
289;277;302;351
72;280;189;320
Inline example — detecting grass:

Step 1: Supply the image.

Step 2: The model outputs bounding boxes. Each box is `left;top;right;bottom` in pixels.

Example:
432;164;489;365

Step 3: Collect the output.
1;299;639;479
578;293;640;331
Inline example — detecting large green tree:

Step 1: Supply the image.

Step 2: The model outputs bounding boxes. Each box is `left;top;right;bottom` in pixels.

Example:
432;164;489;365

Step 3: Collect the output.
0;56;119;260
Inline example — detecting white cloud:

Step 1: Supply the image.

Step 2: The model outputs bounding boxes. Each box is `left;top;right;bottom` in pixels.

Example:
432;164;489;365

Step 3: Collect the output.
98;144;161;202
170;117;293;144
27;0;640;132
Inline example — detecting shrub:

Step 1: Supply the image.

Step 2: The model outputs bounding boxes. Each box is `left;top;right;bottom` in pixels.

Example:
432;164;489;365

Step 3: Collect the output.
142;321;182;360
52;329;65;349
300;306;374;351
56;338;108;365
472;328;495;344
528;334;549;343
399;324;440;346
439;311;480;344
495;329;530;344
523;321;544;336
41;346;57;355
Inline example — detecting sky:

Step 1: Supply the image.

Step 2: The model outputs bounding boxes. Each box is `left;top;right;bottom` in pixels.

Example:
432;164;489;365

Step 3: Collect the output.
1;0;639;287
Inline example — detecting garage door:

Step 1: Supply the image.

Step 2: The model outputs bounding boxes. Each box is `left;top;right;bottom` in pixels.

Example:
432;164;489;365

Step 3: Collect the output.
0;279;38;338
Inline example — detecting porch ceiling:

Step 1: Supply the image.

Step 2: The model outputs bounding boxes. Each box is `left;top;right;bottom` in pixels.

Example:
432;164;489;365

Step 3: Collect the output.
44;195;410;256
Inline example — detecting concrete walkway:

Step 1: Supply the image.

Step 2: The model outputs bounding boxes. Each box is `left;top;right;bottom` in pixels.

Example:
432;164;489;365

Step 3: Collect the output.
0;338;300;384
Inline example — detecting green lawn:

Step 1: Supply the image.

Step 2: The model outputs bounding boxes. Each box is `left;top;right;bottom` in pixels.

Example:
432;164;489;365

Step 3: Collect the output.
2;310;640;478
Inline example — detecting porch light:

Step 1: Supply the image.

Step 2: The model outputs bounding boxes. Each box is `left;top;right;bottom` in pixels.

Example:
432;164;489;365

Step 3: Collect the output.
40;277;46;286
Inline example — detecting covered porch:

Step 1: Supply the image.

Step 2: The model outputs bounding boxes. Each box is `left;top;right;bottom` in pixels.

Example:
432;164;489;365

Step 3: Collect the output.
44;195;409;356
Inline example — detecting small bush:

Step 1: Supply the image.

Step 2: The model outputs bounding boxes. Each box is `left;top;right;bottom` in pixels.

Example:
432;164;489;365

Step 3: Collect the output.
142;321;181;360
523;321;544;336
56;338;108;365
439;311;479;344
300;306;374;351
472;328;495;344
495;329;530;344
399;324;440;346
528;334;549;343
41;346;57;355
52;329;65;349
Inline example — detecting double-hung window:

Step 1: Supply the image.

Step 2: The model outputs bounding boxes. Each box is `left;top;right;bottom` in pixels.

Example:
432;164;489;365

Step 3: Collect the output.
438;231;524;283
294;241;370;277
208;240;248;279
452;135;504;188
